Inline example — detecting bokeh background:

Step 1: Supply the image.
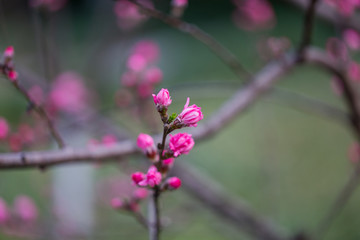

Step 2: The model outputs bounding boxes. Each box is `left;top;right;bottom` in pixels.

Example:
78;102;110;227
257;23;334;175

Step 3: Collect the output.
0;0;358;239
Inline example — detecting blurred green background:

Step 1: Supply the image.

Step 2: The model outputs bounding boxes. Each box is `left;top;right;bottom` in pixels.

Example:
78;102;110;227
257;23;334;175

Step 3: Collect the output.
0;0;359;239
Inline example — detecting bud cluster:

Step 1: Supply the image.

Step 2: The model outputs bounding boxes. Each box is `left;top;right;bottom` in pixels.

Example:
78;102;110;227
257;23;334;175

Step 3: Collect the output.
131;88;203;193
0;46;18;82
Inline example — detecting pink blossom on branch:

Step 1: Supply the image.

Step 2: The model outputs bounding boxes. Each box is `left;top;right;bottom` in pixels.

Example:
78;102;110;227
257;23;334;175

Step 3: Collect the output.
175;97;203;127
152;88;172;107
144;67;163;84
111;198;123;209
167;177;182;190
7;70;18;81
169;132;195;157
132;172;146;185
138;166;162;187
3;46;14;58
347;61;360;82
137;133;154;150
114;0;153;30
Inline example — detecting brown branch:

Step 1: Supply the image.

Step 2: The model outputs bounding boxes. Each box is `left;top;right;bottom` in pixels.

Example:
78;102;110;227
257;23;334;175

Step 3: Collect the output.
9;77;65;149
172;161;288;240
298;0;319;58
0;50;298;169
128;0;250;78
304;49;360;238
283;0;360;32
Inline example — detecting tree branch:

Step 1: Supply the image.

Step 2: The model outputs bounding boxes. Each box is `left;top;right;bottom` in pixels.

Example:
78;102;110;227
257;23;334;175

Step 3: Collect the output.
172;161;288;240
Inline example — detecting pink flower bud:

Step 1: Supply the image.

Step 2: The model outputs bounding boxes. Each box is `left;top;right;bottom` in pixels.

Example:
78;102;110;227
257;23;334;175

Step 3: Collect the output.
152;88;172;107
163;158;174;167
144;67;163;84
167;177;182;190
176;97;203;127
169;133;194;157
133;188;148;200
14;195;38;222
0;198;9;224
137;133;154;150
0;117;9;139
111;198;123;209
7;70;18;81
132;172;146;185
138;166;162;187
172;0;188;7
4;46;14;58
343;29;360;50
348;61;360;82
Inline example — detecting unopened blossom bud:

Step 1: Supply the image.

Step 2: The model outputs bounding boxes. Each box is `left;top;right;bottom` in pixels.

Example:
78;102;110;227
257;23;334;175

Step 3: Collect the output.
137;133;154;150
152;88;172;107
0;117;9;140
163;158;174;167
133;188;148;200
167;177;182;190
111;198;123;209
138;166;162;188
3;46;14;58
7;70;18;81
132;172;145;185
169;133;194;157
14;195;38;222
137;133;157;159
0;198;9;224
175;97;203;127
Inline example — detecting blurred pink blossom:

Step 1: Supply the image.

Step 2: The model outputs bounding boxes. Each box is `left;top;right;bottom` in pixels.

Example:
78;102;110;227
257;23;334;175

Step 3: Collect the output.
29;0;67;12
172;0;188;7
14;196;38;222
0;198;9;224
348;61;360;82
132;41;159;64
111;198;123;209
49;72;89;114
0;117;9;139
121;71;138;87
9;133;22;152
137;83;154;98
324;0;360;16
343;29;360;50
102;134;117;146
232;0;275;31
3;46;14;58
114;0;153;30
144;67;163;84
133;188;148;200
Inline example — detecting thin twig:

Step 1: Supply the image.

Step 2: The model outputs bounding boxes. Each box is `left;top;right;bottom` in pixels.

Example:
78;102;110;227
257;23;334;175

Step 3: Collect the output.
298;0;319;59
128;0;251;78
